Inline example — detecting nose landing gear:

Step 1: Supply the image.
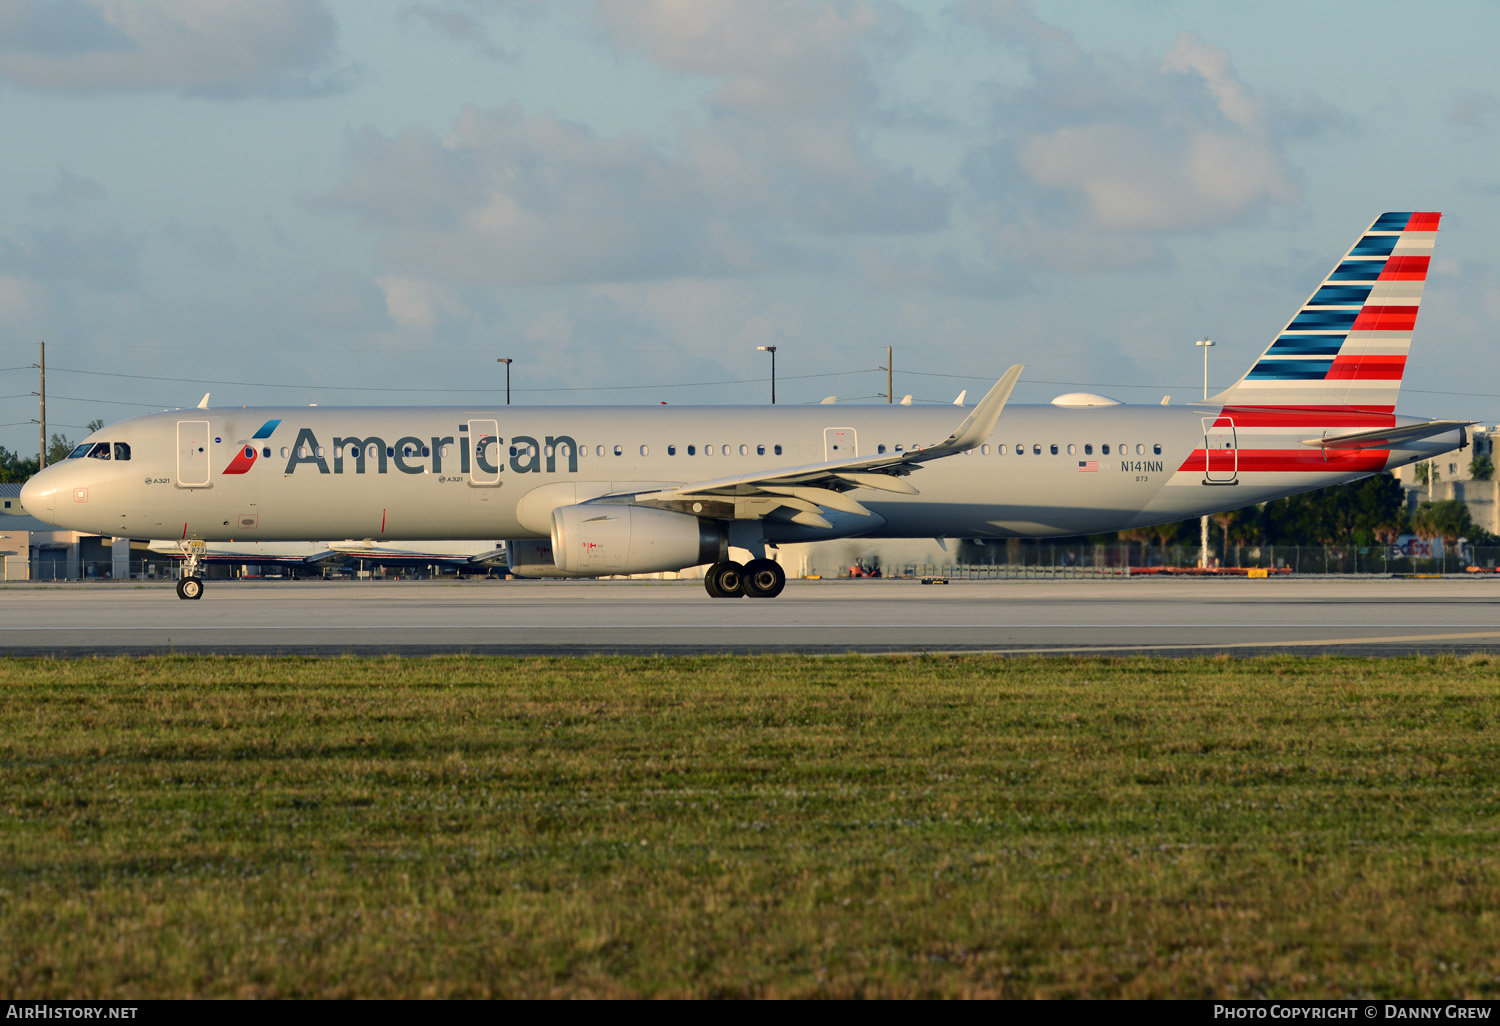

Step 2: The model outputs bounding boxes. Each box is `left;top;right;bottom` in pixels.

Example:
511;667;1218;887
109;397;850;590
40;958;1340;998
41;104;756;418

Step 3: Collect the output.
176;540;205;600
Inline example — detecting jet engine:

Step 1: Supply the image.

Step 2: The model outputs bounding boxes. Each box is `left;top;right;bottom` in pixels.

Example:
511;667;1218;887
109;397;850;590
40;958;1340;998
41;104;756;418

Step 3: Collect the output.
550;504;726;575
504;539;579;578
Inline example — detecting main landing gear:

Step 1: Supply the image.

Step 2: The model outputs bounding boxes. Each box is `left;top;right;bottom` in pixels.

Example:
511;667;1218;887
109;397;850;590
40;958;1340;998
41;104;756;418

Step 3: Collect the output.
704;559;786;599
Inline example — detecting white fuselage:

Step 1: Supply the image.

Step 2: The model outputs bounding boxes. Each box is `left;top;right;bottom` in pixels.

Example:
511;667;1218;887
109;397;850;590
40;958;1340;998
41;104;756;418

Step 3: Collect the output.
21;401;1462;547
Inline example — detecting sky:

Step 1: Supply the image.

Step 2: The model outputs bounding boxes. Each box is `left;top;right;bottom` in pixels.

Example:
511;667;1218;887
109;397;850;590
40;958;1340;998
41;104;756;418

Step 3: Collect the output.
2;0;1499;457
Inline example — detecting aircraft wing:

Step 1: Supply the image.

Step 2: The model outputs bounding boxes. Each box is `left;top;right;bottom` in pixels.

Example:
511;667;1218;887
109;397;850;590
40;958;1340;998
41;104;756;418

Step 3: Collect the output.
606;365;1024;528
1300;420;1473;452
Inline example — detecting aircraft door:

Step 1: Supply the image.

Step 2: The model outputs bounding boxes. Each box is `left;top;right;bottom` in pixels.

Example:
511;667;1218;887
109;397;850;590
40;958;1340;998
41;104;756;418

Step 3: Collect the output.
176;420;211;488
468;419;501;486
1202;417;1238;485
824;427;857;461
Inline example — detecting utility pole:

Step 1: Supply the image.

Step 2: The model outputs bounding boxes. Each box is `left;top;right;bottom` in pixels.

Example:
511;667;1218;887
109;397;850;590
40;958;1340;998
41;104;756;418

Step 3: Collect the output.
496;358;512;405
36;341;45;470
756;346;777;404
880;346;892;403
1197;338;1214;569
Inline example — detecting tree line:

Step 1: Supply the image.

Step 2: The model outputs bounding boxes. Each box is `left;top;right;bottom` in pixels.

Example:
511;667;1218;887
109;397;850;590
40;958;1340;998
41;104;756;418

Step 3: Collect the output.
0;420;105;483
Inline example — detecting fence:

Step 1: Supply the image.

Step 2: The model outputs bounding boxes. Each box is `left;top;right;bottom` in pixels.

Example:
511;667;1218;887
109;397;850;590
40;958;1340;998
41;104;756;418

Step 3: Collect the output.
808;543;1500;580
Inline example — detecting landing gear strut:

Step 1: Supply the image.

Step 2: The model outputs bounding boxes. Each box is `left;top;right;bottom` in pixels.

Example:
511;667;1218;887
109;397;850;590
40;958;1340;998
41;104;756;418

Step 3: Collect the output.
704;559;786;599
177;542;205;600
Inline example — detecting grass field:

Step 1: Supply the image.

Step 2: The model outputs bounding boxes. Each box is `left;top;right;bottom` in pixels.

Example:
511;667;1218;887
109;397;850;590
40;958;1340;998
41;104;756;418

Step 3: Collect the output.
2;653;1499;998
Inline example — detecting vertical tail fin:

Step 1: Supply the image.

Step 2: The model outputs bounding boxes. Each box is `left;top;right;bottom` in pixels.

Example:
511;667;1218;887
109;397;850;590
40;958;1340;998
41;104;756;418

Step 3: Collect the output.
1212;212;1440;411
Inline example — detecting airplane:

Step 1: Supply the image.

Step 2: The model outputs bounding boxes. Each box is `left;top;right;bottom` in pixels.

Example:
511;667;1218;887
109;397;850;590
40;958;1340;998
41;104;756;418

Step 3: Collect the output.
143;538;511;575
20;212;1470;601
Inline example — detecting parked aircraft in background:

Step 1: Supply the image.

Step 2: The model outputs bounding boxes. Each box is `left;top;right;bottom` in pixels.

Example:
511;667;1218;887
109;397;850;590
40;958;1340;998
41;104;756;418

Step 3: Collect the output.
144;539;509;574
22;213;1469;600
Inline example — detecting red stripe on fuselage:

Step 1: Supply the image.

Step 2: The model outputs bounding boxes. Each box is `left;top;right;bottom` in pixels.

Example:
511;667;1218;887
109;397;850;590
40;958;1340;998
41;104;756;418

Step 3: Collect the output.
1176;449;1390;474
1214;406;1396;429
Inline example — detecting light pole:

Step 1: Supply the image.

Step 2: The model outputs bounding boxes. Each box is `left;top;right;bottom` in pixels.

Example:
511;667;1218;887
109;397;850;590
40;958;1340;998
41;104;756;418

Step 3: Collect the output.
496;358;512;405
1196;338;1214;568
756;345;777;404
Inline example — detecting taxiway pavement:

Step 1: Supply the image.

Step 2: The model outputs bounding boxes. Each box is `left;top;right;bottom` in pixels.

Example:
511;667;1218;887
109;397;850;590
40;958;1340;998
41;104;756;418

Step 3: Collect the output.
2;576;1499;657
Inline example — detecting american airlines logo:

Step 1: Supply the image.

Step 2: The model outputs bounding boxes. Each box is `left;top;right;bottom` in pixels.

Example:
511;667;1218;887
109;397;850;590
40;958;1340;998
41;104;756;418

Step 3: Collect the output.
278;426;581;476
222;419;282;475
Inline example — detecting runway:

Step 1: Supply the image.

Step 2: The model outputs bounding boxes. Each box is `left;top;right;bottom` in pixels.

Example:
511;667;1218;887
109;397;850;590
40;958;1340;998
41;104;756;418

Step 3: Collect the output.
3;576;1500;656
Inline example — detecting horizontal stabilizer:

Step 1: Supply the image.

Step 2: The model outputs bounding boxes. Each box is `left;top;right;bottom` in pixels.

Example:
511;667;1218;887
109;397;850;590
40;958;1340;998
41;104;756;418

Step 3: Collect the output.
1301;420;1472;451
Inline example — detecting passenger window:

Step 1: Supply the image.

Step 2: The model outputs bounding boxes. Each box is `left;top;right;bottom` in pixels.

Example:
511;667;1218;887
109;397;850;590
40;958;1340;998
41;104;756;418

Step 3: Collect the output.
597;446;606;457
1084;444;1093;455
261;447;269;459
299;446;309;458
1033;445;1042;455
115;443;132;461
1067;444;1076;455
980;444;989;455
722;445;730;456
740;445;748;456
1102;444;1110;455
441;446;449;457
1119;442;1127;453
757;444;765;455
545;445;554;458
704;444;713;456
281;447;289;458
317;447;325;458
640;445;649;456
895;444;904;453
243;445;254;459
1136;444;1144;455
687;445;696;455
614;445;622;456
998;444;1007;455
668;445;677;456
1153;444;1162;455
368;445;378;460
774;445;783;455
1050;444;1058;455
385;447;393;458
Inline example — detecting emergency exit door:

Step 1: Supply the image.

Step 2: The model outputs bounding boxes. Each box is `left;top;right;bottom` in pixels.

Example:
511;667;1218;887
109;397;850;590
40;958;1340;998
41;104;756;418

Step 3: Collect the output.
176;420;210;488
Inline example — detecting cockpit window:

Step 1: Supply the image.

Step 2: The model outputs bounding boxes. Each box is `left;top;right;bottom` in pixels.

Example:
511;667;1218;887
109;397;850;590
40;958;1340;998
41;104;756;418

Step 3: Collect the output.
114;443;131;461
87;442;111;460
68;443;93;459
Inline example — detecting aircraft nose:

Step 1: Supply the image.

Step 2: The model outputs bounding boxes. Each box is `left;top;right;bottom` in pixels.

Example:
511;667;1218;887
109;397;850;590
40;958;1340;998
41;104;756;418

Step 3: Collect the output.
20;474;54;518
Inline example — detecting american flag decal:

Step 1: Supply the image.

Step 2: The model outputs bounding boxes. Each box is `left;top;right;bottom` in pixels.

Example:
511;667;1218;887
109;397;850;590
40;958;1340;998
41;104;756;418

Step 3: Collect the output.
1078;460;1099;472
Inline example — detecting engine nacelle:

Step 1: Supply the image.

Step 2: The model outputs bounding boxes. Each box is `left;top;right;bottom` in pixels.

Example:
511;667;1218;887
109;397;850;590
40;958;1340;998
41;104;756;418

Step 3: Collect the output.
504;539;585;578
551;504;725;575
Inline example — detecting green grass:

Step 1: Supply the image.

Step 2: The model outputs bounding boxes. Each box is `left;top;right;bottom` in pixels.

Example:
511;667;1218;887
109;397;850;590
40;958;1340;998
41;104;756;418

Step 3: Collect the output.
2;653;1499;998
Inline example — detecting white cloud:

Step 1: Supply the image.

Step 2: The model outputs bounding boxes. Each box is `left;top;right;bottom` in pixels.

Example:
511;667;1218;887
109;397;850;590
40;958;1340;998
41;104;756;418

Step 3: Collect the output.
323;1;946;287
0;0;350;98
960;4;1317;271
376;274;468;331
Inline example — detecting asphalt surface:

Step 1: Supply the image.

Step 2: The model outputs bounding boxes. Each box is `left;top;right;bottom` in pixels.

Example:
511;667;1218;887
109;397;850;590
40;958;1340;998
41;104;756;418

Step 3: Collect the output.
3;575;1500;657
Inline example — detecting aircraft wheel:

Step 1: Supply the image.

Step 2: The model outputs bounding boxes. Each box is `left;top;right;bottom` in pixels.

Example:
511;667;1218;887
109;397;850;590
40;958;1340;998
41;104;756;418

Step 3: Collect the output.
706;560;745;598
177;576;204;601
741;558;786;599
